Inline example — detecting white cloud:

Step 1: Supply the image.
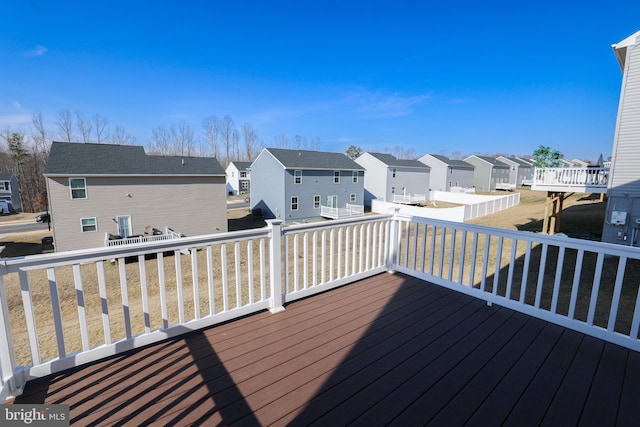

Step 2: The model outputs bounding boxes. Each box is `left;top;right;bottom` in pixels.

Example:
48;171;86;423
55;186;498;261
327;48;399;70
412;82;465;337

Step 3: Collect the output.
0;114;32;126
347;89;430;118
22;45;48;58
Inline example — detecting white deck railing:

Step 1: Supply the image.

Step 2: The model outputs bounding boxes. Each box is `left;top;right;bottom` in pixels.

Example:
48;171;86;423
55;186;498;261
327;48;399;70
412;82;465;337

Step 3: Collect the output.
531;167;609;193
393;194;426;204
104;227;182;247
320;203;365;219
2;212;640;402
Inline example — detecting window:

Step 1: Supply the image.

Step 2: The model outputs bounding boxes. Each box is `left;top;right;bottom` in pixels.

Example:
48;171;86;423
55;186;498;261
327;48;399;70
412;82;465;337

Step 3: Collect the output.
333;171;340;184
241;181;249;190
294;170;302;184
81;217;97;233
291;196;299;210
350;193;356;203
0;181;9;191
314;195;320;209
352;171;358;183
70;178;87;199
392;168;397;178
240;171;247;178
391;186;395;194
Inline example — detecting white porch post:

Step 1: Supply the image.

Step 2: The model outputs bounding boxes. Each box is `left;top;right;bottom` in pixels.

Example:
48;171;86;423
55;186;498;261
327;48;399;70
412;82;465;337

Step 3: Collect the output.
387;208;401;272
267;220;285;313
0;268;19;399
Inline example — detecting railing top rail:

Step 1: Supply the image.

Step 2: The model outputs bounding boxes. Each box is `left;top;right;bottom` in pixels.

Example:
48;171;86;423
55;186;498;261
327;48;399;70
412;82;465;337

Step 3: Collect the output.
1;227;271;272
396;213;640;259
283;213;391;234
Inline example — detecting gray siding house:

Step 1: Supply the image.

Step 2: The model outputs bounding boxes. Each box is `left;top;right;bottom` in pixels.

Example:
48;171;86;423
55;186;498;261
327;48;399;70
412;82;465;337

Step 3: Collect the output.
44;142;228;252
603;29;640;245
225;161;251;196
418;154;475;192
464;155;511;191
0;173;22;212
496;156;534;187
355;152;430;205
250;148;364;222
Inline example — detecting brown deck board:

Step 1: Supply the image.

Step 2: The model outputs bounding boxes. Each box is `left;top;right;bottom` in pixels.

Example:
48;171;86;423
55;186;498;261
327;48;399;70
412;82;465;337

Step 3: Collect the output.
12;272;640;426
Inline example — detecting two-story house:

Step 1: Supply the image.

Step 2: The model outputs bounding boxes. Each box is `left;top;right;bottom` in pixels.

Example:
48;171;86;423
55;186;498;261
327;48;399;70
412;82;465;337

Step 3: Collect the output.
496;156;534;188
44;141;228;252
250;148;365;221
0;173;21;212
355;152;430;205
225;161;251;196
602;29;640;245
464;155;511;191
417;154;475;192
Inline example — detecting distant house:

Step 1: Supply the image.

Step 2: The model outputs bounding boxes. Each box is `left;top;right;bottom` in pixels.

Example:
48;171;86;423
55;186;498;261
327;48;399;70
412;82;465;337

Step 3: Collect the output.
225;161;251;196
0;173;21;212
355;152;430;205
570;158;591;168
44;142;227;252
496;156;534;187
250;148;365;221
418;154;475;192
464;155;511;191
602;29;640;245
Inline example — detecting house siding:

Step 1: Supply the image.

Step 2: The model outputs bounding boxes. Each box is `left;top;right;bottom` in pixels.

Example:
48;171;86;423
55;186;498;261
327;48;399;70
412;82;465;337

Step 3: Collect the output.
0;174;21;212
356;153;429;204
47;175;227;251
250;151;286;219
603;36;640;244
418;155;475;192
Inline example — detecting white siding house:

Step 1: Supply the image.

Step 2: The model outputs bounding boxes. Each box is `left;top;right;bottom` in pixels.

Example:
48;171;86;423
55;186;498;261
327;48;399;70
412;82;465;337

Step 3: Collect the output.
464;155;510;191
225;161;251;196
0;173;21;212
355;152;430;206
418;154;475;192
602;29;640;245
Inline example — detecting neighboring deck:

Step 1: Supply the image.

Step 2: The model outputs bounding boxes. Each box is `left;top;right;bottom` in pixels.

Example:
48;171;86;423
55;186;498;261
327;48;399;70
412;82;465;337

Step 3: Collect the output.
14;273;640;426
531;167;609;193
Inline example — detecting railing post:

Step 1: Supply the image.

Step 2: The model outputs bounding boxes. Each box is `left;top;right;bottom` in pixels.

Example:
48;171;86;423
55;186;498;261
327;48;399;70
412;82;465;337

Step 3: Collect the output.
267;219;285;313
0;267;19;400
386;208;401;272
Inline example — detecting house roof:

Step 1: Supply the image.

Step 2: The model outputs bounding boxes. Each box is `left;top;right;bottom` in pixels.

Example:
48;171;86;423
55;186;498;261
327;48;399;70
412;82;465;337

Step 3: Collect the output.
229;161;252;171
426;154;474;169
263;148;364;171
497;156;532;167
612;29;640;70
0;173;16;180
466;155;510;168
366;152;430;170
44;142;225;176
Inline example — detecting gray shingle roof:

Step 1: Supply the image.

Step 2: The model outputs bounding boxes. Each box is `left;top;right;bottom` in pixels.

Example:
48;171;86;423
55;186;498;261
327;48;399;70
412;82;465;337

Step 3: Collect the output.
45;142;225;176
0;173;16;180
427;154;474;169
367;152;429;169
265;148;363;170
472;155;510;168
230;161;252;170
498;156;532;167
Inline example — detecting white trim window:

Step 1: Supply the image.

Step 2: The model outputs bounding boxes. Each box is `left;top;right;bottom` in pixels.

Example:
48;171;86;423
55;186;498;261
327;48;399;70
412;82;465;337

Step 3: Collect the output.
391;186;395;194
294;170;302;184
313;195;320;209
352;171;358;183
240;171;247;178
392;168;397;178
350;193;356;203
291;196;299;211
70;178;87;199
333;171;340;184
240;181;249;190
81;217;97;232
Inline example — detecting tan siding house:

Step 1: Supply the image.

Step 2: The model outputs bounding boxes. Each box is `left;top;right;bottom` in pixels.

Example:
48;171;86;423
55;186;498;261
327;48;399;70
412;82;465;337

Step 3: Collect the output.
44;142;227;252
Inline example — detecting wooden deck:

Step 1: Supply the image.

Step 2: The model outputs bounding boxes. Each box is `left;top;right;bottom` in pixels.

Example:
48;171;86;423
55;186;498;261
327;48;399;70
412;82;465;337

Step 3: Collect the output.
13;272;640;426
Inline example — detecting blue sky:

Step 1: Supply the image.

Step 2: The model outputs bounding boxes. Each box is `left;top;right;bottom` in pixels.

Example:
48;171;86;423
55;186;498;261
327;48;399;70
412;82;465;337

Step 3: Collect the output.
1;1;639;161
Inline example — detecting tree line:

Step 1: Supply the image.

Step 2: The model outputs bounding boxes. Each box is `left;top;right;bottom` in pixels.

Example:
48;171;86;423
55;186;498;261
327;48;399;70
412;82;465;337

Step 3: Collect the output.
0;110;321;213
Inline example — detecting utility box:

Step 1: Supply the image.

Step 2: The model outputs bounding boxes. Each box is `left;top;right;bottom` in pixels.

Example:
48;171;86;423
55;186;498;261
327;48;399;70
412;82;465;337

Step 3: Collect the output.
611;211;627;225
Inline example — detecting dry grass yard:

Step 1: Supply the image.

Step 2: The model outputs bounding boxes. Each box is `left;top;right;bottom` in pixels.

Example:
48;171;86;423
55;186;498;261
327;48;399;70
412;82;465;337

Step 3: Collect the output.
3;189;635;368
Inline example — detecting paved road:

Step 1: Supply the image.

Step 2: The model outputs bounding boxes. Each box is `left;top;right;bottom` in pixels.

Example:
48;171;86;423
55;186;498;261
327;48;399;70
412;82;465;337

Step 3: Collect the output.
0;221;50;235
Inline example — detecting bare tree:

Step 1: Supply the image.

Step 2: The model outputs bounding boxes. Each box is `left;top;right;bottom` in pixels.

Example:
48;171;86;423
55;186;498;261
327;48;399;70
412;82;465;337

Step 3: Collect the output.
232;128;239;161
94;114;109;143
202;116;220;158
220;115;235;166
76;111;93;143
31;111;51;159
310;137;321;151
274;133;288;148
171;121;195;156
242;123;257;161
111;126;135;145
294;135;307;150
56;110;75;142
148;126;172;155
